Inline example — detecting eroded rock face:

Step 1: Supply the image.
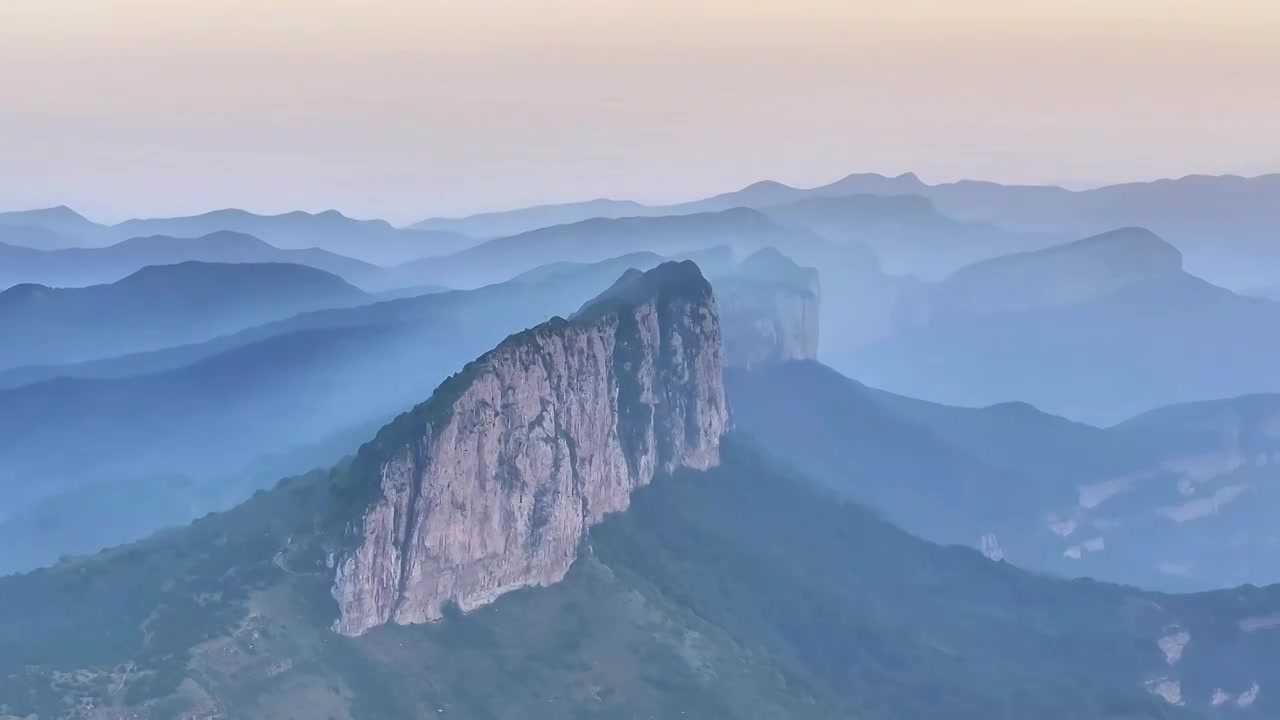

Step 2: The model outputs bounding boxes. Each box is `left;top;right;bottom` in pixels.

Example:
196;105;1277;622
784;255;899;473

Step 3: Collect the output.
332;262;730;636
716;248;821;369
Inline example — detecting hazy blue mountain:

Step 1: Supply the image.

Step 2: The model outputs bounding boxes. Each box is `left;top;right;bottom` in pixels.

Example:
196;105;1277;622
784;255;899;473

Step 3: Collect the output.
0;231;392;290
0;262;369;370
2;206;479;266
1245;285;1280;301
0;224;74;250
394;208;826;289
113;209;477;265
836;228;1280;424
513;247;738;285
508;251;665;284
758;172;1280;289
1;328;1277;718
0;256;673;573
917;227;1184;316
760;193;1065;278
672;172;1280;288
0;205;109;241
410;173;935;238
412;171;1280;287
410;197;647;238
731;360;1280;591
369;282;452;300
670;172;929;214
728;362;1063;553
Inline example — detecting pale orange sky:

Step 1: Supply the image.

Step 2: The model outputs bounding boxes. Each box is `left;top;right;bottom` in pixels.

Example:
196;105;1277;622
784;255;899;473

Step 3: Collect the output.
2;0;1278;222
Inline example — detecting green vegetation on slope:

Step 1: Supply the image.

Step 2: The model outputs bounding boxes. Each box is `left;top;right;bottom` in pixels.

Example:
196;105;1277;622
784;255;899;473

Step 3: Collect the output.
11;436;1271;719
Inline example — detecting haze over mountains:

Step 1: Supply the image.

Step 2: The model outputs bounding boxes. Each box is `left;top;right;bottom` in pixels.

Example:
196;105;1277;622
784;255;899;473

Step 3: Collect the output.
4;262;1280;719
0;207;476;266
410;171;1280;289
732;361;1280;592
0;231;395;291
0;248;817;576
837;227;1280;423
0;262;368;370
3;169;1280;719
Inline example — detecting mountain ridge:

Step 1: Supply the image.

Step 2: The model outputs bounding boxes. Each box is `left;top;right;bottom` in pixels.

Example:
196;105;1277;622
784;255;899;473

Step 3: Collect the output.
0;230;394;291
0;260;369;370
330;261;730;634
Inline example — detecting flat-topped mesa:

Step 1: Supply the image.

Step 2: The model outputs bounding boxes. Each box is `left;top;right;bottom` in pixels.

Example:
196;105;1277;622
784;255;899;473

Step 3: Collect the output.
715;247;821;369
331;261;730;636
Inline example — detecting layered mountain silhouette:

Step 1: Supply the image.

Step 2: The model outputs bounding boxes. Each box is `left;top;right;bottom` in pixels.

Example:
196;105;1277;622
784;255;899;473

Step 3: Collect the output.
113;209;476;265
0;225;73;251
0;231;393;291
731;360;1280;591
410;171;1280;287
837;228;1280;423
1;207;477;266
409;172;931;237
410;197;648;238
0;205;103;240
0;262;369;370
392;208;825;288
0;251;781;574
760;193;1065;278
1;264;1278;719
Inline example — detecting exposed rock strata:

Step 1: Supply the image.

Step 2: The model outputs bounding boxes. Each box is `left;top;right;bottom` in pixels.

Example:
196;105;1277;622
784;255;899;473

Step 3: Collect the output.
716;247;820;368
332;261;730;636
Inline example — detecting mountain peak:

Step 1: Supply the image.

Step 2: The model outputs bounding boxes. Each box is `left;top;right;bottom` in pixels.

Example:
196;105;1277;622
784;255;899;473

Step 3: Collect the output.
1046;226;1184;271
741;179;793;192
573;260;710;320
717;249;821;369
331;261;728;635
929;227;1186;319
0;205;93;227
42;205;87;221
954;226;1182;280
0;283;55;307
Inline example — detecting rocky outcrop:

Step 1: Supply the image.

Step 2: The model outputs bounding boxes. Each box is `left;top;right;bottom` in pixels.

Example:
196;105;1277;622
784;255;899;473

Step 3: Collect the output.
331;261;730;636
716;248;820;369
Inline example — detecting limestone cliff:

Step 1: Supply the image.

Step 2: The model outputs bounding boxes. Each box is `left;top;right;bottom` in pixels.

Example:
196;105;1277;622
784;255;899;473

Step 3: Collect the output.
331;261;730;636
715;247;821;369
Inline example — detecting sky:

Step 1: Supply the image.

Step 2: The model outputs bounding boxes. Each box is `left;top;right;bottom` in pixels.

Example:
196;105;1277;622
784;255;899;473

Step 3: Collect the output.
3;0;1278;224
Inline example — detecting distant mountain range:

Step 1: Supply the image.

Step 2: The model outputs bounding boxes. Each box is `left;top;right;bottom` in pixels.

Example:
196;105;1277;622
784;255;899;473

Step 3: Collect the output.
835;227;1280;423
0;247;818;575
11;170;1276;289
0;207;476;265
759;193;1066;278
2;265;1279;718
0;231;393;290
0;205;103;239
411;171;1280;288
0;253;717;573
392;208;825;288
0;261;368;371
732;360;1280;592
0;224;73;251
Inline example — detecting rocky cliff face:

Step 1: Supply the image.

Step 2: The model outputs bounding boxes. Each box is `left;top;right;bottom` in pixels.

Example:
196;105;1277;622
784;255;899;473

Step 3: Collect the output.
716;248;821;369
331;261;730;636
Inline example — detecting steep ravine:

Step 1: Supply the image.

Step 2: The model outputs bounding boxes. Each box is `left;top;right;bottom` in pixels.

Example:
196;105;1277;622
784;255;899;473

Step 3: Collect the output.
331;261;731;635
